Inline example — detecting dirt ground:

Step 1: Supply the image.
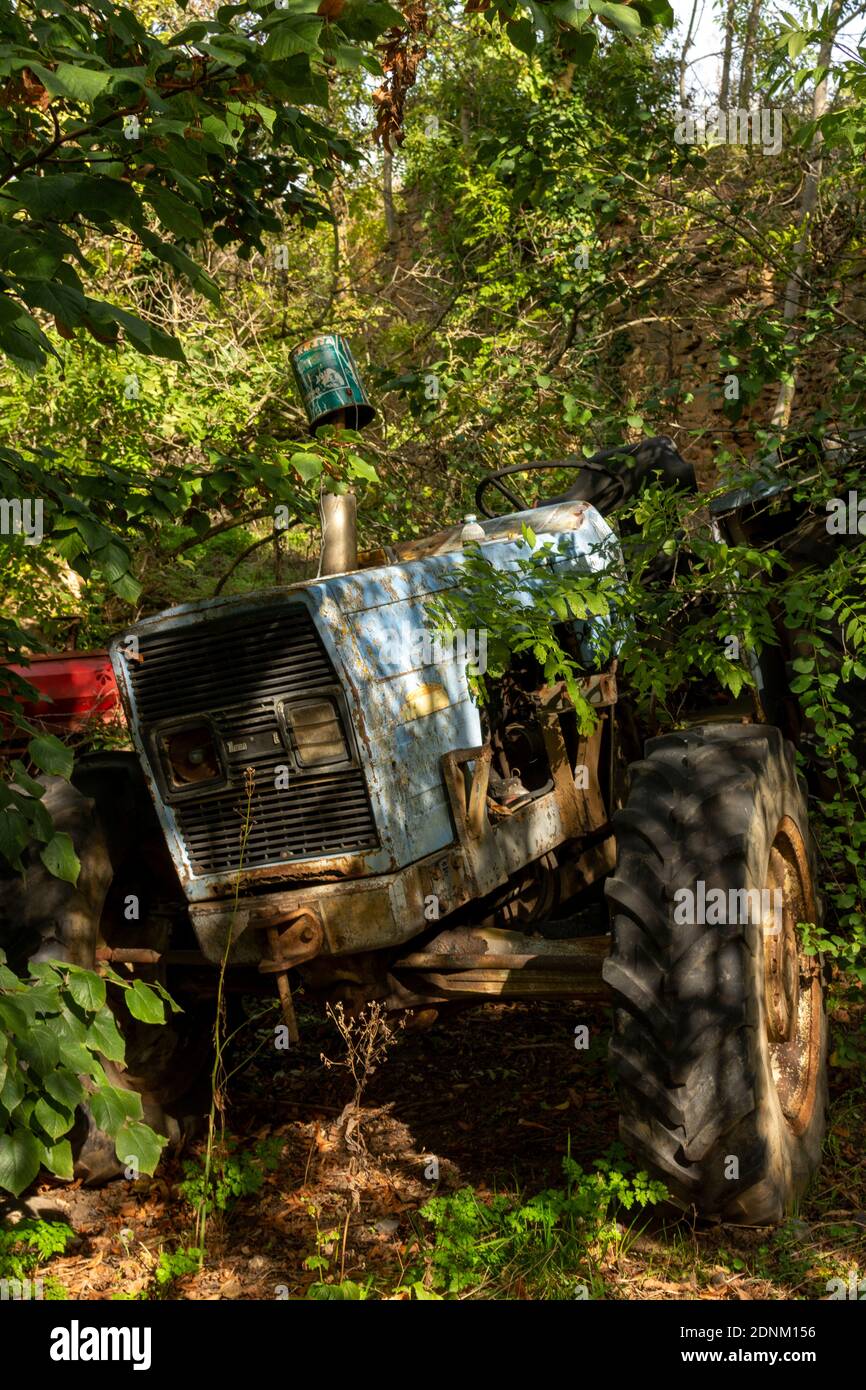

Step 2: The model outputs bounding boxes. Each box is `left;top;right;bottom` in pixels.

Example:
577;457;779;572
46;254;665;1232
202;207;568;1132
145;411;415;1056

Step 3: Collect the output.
10;994;866;1301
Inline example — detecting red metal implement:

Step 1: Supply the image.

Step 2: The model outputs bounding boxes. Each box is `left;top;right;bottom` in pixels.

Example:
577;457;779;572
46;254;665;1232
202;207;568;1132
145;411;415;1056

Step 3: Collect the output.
2;651;121;734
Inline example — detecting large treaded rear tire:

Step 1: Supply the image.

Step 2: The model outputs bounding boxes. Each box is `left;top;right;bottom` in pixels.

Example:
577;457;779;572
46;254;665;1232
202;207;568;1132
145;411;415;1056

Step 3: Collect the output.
603;724;828;1224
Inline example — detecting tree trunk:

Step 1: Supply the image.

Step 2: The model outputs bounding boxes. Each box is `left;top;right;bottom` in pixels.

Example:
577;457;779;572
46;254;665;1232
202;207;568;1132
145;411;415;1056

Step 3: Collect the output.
679;0;700;106
738;0;763;108
770;0;843;429
329;183;349;303
719;0;736;107
382;149;397;250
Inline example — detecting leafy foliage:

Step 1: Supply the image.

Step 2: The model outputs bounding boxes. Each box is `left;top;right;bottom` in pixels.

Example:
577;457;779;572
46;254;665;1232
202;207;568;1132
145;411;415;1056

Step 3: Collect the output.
429;523;620;728
410;1150;667;1297
178;1134;283;1217
306;1277;372;1299
0;1215;74;1279
0;0;393;369
153;1245;203;1295
0;948;171;1195
432;458;866;984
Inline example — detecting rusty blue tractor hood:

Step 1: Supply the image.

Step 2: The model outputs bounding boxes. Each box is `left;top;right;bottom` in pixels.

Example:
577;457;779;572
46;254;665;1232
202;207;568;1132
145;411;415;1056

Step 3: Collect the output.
110;500;620;901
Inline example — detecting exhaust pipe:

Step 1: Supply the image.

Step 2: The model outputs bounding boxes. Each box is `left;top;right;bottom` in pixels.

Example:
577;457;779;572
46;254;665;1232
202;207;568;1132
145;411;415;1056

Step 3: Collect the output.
319;492;357;576
288;333;370;577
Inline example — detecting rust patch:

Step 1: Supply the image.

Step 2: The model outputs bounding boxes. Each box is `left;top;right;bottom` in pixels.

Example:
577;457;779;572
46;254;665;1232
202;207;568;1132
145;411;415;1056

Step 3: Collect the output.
207;848;387;896
258;909;323;972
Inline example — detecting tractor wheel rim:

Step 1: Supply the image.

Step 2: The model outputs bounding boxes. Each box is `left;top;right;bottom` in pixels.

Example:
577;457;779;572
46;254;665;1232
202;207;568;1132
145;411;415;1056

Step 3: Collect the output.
763;816;822;1135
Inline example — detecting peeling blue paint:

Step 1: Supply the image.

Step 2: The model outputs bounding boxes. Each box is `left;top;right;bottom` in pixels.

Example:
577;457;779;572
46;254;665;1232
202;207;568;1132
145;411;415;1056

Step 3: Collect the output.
110;501;621;900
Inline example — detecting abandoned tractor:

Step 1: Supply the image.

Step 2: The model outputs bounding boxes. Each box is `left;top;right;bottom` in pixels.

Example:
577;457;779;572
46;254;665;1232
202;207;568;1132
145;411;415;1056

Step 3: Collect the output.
0;341;829;1225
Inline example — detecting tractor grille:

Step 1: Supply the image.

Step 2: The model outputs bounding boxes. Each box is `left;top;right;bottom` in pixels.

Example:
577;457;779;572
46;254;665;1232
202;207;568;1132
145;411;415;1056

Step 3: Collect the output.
129;604;378;877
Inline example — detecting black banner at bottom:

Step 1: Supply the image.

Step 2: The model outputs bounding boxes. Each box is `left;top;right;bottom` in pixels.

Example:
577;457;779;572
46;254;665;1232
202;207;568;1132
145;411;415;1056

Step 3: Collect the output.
3;1293;857;1377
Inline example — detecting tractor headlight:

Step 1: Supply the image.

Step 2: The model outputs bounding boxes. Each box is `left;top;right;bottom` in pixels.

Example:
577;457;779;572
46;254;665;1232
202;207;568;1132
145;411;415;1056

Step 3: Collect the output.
282;697;349;767
156;722;223;790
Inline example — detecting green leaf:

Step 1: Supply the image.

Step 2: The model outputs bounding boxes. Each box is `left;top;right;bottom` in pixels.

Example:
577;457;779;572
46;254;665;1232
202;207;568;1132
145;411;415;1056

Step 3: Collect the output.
29;62;111;104
89;1084;142;1137
290;451;323;481
307;1278;370;1299
9;761;46;798
0;1055;26;1112
16;1026;60;1075
40;1138;73;1181
336;0;404;41
114;1119;167;1176
505;18;537;54
43;1069;86;1112
347;456;378;482
0;1128;42;1196
86;1007;126;1063
0;992;29;1036
124;980;166;1025
66;969;106;1013
40;833;81;886
111;570;143;604
34;1094;74;1141
28;734;73;779
633;0;672;24
263;15;323;60
0;806;30;871
143;187;205;241
62;1042;109;1086
591;1;642;37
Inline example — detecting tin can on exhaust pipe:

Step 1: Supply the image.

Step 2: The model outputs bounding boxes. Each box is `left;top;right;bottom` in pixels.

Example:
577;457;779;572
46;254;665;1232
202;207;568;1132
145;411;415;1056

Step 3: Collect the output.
290;333;375;433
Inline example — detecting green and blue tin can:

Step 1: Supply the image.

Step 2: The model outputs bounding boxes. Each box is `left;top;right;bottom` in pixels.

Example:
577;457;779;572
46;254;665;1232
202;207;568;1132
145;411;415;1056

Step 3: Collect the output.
289;333;376;433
